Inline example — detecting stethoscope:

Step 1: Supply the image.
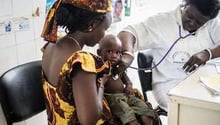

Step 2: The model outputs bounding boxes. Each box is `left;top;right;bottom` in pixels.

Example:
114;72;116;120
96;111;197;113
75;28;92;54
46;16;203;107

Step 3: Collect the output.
128;25;194;72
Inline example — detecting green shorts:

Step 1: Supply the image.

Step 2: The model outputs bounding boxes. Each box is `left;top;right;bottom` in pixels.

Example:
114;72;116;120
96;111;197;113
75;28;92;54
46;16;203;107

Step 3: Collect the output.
105;93;154;124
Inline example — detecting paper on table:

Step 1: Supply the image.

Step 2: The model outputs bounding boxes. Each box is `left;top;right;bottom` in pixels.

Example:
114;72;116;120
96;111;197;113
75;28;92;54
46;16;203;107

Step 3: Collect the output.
215;64;220;74
200;76;220;96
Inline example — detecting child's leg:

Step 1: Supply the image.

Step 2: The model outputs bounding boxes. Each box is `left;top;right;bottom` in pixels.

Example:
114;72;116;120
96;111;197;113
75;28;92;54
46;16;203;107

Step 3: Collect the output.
127;119;141;125
140;115;153;125
105;93;137;124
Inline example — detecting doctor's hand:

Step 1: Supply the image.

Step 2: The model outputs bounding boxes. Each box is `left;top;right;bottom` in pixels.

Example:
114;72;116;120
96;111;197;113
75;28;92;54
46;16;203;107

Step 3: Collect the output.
116;51;134;75
182;49;210;73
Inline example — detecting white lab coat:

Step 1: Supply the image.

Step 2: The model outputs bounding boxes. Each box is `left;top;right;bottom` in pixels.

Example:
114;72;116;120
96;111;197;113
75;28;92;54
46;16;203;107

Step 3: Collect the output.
123;6;220;109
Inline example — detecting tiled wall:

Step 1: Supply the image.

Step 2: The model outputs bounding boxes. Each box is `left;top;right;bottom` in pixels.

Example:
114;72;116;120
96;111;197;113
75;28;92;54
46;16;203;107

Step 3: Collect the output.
0;0;46;76
0;0;181;124
0;0;46;124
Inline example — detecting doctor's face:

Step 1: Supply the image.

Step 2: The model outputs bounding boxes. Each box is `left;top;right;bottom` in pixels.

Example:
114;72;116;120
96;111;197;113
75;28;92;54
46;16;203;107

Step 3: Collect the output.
182;5;210;33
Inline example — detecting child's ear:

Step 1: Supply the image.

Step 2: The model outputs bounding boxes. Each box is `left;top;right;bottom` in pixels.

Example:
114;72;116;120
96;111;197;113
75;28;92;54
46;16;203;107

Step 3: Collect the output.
97;49;101;56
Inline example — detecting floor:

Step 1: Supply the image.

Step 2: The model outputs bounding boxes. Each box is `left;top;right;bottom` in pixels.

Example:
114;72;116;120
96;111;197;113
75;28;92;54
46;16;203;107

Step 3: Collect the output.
147;91;168;125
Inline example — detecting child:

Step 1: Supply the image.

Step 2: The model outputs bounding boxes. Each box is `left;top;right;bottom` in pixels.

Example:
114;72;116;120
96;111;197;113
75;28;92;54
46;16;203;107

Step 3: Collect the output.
97;34;155;125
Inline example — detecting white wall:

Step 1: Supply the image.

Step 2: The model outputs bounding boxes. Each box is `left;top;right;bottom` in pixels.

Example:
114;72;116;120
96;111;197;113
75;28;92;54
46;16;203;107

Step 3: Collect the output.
0;0;47;124
0;0;46;75
0;0;182;124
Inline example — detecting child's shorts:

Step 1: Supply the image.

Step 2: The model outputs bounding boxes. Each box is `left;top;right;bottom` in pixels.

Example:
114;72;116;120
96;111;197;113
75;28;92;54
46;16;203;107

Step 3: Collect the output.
105;93;155;124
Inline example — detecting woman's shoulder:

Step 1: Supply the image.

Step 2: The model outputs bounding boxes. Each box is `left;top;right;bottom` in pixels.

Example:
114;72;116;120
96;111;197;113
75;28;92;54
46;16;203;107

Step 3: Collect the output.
64;51;108;73
67;51;102;66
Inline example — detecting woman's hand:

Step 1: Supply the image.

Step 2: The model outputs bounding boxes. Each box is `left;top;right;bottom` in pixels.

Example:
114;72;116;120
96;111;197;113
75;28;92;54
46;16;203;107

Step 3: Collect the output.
99;73;111;87
183;49;210;73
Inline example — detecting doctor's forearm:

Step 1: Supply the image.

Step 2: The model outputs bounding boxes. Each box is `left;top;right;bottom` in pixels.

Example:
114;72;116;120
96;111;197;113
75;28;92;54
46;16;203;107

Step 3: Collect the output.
116;31;136;72
209;44;220;59
118;31;136;53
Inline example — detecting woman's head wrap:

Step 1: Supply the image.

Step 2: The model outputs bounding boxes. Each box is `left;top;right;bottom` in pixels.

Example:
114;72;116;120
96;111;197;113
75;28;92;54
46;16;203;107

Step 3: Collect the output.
41;0;111;43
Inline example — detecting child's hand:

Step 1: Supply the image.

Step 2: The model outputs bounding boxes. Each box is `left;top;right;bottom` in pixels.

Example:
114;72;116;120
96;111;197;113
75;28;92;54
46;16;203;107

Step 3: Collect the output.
124;85;134;95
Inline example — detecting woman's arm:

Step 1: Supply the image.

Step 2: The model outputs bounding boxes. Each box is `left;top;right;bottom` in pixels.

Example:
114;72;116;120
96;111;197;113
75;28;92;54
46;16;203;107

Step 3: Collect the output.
72;68;104;125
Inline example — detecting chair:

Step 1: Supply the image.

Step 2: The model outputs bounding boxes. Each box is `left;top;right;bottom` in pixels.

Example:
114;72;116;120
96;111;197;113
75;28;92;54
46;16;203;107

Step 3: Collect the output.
0;60;46;125
137;51;167;116
137;50;153;101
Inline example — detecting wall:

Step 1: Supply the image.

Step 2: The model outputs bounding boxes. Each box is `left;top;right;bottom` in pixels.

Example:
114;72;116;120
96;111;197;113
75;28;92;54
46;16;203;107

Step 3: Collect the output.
0;0;46;75
0;0;47;124
0;0;181;124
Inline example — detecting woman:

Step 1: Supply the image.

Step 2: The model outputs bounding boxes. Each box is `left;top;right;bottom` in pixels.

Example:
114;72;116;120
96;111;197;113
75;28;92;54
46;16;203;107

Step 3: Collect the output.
117;0;220;111
40;0;113;124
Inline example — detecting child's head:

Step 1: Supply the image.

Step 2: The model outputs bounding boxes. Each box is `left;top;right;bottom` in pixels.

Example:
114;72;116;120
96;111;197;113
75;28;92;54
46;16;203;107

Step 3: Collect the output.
98;34;122;66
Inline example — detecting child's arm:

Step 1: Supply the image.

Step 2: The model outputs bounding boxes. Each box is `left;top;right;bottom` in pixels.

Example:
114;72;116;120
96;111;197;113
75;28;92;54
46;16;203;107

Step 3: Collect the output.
121;72;134;95
121;71;132;86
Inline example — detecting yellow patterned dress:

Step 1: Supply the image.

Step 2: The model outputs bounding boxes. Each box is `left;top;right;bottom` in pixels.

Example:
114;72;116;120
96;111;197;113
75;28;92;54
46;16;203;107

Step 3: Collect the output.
42;51;114;125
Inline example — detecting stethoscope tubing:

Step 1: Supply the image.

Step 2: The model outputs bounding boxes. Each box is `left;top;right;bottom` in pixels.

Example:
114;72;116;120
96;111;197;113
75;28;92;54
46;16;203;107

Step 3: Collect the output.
128;25;193;71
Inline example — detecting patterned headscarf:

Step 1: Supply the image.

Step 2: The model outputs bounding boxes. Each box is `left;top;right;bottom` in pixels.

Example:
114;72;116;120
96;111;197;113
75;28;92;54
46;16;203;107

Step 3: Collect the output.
41;0;112;43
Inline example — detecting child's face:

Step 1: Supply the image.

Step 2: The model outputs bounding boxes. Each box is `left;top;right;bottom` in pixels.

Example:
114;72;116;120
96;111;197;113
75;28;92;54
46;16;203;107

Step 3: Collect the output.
100;40;121;66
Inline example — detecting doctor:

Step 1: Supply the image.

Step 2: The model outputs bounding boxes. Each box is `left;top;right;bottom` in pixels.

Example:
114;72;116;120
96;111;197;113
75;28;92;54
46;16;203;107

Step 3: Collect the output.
117;0;220;112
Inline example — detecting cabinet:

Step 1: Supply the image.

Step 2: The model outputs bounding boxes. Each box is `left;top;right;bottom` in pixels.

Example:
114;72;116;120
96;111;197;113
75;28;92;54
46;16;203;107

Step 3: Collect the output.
168;64;220;125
